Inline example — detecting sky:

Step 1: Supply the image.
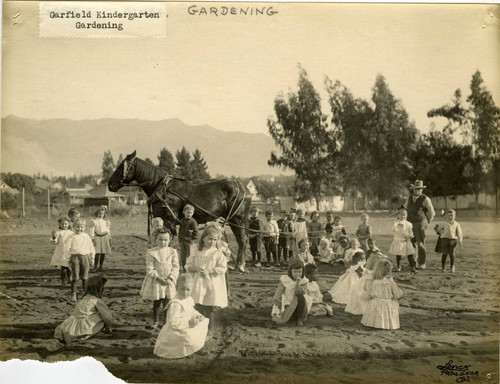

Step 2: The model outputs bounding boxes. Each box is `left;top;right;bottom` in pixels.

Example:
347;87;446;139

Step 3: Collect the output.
2;2;499;137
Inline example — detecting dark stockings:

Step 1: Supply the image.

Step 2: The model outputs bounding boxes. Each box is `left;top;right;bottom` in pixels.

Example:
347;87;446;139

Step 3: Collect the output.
290;294;307;325
153;298;169;324
252;251;262;263
60;267;71;284
441;254;455;269
94;254;106;270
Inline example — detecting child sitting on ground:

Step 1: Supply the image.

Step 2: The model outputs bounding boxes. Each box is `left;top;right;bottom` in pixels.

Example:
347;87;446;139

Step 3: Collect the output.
345;251;387;315
154;274;209;358
289;239;315;266
361;259;403;330
332;235;350;263
331;215;347;243
304;264;333;317
317;237;335;264
272;260;311;326
344;238;364;266
365;238;383;260
54;274;113;343
329;251;366;304
355;213;372;251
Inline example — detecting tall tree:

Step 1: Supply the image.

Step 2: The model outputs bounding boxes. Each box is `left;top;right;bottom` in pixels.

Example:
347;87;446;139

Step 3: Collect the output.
175;147;193;179
268;66;338;210
411;128;472;209
117;153;124;166
190;149;210;180
101;151;115;184
158;148;175;174
428;70;500;212
325;78;375;210
370;75;418;209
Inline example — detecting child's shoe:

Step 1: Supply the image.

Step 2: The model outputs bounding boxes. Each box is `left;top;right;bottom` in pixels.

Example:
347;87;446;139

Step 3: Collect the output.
418;263;427;270
396;266;401;272
254;262;262;267
441;268;445;273
71;293;77;302
451;266;455;273
410;267;417;273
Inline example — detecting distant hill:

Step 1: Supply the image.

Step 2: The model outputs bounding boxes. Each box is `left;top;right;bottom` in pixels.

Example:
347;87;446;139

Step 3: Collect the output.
1;116;287;178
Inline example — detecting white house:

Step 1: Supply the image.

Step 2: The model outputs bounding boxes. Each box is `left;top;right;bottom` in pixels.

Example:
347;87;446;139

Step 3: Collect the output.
0;180;20;195
246;180;261;202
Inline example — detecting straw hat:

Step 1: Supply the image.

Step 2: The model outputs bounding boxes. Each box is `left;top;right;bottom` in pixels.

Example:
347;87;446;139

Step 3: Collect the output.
410;180;426;189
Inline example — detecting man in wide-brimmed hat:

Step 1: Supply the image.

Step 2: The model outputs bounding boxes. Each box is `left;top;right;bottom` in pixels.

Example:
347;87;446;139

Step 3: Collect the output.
404;180;435;270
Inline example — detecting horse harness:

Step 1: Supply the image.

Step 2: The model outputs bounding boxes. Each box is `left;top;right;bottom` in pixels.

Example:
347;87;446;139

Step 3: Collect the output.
146;175;247;233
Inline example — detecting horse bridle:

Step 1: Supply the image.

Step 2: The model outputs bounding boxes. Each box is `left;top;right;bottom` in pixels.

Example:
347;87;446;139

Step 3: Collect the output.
121;157;136;184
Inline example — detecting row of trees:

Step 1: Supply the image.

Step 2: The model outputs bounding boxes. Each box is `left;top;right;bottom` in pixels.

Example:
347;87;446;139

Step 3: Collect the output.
268;66;499;211
101;147;211;183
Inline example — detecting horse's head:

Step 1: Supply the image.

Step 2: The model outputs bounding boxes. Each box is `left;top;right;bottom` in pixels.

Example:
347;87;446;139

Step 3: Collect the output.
108;150;137;192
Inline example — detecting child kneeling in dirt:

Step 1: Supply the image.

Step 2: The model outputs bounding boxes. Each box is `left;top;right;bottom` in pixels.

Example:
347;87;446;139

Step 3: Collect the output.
55;274;113;344
304;264;333;317
271;260;311;326
154;274;209;358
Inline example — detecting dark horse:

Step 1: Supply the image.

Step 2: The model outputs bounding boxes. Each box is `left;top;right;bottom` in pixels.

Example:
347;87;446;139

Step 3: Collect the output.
108;150;251;270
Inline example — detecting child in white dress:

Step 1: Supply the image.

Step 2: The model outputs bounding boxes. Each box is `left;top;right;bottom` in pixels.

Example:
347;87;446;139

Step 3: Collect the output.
329;252;365;304
345;251;387;315
344;238;364;265
54;274;113;343
154;274;209;359
50;216;73;286
140;228;180;329
289;239;315;266
304;264;333;316
389;208;416;273
317;238;335;263
186;226;228;328
89;207;111;272
272;260;312;326
361;259;403;330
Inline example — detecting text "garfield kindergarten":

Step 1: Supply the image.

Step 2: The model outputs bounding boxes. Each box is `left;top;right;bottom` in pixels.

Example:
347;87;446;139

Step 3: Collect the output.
49;10;161;31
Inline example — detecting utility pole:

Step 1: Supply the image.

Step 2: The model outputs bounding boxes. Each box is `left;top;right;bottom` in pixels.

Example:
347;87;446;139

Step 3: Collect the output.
22;188;25;218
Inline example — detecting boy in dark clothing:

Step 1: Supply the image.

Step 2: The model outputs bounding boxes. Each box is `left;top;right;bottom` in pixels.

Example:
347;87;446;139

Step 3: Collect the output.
248;206;264;267
178;204;199;271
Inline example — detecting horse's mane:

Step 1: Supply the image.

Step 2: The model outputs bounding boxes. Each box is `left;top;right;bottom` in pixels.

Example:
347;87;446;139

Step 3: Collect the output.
135;157;238;185
134;158;169;185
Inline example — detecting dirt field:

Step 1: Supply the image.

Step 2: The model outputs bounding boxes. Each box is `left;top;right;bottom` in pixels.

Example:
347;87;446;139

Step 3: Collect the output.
0;212;498;383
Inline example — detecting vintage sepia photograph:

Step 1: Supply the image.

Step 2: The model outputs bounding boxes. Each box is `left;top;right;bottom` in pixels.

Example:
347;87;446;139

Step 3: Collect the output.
1;1;499;383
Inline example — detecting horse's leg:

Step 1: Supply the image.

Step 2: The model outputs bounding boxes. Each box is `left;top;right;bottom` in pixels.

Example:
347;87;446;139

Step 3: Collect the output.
230;218;247;271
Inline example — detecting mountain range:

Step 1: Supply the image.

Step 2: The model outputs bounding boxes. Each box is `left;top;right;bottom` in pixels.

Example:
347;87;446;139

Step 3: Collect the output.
1;116;287;178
